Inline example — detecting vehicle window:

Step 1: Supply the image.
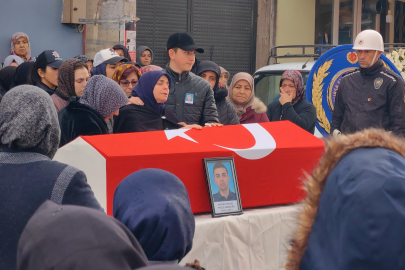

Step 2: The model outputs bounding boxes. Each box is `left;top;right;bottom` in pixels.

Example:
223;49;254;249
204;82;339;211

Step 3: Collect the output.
254;72;309;106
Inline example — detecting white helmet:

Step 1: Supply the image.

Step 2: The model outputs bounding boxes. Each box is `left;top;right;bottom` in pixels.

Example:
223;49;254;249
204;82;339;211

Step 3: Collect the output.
353;30;384;52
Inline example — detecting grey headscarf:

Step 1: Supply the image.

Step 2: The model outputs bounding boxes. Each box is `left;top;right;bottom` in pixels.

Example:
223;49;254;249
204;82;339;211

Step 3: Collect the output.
0;85;60;159
79;75;129;118
136;46;154;66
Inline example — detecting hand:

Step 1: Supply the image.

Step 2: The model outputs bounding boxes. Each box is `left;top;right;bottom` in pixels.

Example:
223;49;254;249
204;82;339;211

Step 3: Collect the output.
279;89;293;105
205;123;223;127
129;97;144;105
180;124;203;130
178;122;187;127
218;80;225;88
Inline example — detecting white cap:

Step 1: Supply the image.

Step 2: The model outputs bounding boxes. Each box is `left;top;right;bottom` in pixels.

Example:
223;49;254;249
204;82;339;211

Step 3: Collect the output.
93;48;128;67
353;30;384;52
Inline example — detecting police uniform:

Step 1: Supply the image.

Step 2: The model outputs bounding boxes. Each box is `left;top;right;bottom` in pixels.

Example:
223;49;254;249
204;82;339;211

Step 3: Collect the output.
331;60;405;136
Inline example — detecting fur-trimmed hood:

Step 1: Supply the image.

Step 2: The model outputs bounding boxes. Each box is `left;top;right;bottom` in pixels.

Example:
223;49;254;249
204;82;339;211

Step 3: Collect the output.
286;129;405;270
251;97;267;114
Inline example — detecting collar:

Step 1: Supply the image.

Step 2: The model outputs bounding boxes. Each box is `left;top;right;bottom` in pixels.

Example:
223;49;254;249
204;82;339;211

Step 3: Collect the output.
55;89;70;101
165;64;189;82
359;59;383;76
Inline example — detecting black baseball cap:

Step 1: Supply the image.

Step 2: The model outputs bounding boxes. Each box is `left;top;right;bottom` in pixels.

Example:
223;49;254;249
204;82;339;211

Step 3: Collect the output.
36;50;64;69
166;33;204;53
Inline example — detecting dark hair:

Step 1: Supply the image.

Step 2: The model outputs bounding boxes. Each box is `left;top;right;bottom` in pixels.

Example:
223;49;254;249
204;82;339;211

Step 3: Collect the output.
213;162;228;175
74;61;88;71
121;66;140;81
28;62;47;86
167;47;179;60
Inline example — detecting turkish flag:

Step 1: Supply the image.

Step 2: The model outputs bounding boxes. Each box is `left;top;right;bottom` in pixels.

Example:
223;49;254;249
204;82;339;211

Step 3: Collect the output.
54;121;324;215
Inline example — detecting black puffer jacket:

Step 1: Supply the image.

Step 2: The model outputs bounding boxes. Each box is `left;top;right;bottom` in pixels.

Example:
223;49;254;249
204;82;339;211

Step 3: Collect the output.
164;65;219;125
196;61;239;125
331;60;405;136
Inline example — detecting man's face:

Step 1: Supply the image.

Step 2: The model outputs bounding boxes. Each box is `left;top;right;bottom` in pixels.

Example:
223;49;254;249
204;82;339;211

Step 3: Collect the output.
214;167;230;192
356;50;381;68
169;48;196;72
187;94;191;101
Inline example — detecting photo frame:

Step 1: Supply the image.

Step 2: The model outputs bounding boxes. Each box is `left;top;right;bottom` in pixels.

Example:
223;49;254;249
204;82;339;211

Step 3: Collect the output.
203;157;243;218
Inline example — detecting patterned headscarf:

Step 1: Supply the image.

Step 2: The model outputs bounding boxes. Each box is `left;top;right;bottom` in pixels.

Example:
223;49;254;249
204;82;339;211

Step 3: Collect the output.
79;75;129;118
112;64;141;83
280;70;305;105
73;55;93;63
11;32;31;62
140;65;163;75
227;72;255;119
56;59;81;99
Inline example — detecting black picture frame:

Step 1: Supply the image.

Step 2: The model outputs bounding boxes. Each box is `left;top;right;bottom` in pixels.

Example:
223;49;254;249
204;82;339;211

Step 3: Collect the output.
203;157;243;218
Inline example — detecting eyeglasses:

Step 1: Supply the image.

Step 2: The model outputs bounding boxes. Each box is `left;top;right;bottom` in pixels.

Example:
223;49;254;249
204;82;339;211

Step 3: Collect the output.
120;80;138;87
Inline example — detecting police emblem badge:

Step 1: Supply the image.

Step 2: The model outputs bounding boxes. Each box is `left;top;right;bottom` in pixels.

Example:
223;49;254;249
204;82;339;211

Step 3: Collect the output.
374;78;383;89
347;52;358;64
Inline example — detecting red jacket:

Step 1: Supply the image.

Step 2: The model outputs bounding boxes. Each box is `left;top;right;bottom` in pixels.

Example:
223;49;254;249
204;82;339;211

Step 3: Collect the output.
239;97;270;124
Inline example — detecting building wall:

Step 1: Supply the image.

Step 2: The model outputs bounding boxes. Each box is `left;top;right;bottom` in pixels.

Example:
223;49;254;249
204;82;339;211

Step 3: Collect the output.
0;0;83;62
275;0;316;63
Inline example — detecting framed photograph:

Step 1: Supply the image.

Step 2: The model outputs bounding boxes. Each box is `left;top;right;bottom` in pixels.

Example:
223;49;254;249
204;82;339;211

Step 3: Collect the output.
203;157;243;218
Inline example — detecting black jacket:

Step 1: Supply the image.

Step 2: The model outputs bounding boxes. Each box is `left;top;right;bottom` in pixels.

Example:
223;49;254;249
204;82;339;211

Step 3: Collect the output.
113;104;182;133
58;97;108;147
164;65;219;125
331;60;405;136
37;81;56;96
215;87;239;125
267;99;317;134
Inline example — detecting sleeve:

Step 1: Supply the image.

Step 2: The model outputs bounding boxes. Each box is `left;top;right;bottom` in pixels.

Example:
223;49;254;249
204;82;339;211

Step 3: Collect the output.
282;102;316;132
266;103;273;120
226;101;240;125
387;79;405;136
61;170;104;212
331;84;345;134
200;86;219;124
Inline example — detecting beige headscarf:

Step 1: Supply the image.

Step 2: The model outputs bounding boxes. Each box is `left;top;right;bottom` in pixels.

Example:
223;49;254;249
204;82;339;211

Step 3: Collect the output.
227;72;255;119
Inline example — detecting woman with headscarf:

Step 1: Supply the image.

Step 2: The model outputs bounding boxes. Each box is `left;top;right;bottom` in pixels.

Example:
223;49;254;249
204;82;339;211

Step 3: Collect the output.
196;61;239;125
140;65;163;75
17;201;148;270
2;55;24;68
74;55;94;76
113;44;133;62
58;75;129;147
267;70;316;134
51;59;89;112
0;66;17;96
227;72;269;124
219;66;230;87
10;62;34;88
136;46;154;67
113;169;195;265
112;63;142;97
0;86;102;270
11;32;32;62
286;129;405;270
114;71;201;133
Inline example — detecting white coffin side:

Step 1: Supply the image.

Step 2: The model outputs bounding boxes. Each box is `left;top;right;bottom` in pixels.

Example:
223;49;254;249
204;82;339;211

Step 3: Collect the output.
53;137;107;210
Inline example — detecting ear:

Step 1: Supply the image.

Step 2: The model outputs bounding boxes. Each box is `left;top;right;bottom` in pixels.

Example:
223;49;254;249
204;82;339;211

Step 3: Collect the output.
37;68;45;78
168;49;176;60
377;51;383;58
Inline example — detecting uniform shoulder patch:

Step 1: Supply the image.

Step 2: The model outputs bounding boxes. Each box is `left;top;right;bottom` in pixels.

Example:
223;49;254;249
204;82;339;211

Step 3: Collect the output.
342;70;360;79
380;71;397;82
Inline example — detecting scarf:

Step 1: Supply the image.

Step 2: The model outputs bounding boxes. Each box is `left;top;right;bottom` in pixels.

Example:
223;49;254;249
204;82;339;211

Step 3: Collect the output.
10;32;31;62
140;65;163;75
136;46;154;66
132;71;171;115
113;44;132;62
79;75;129;118
11;62;34;88
56;59;81;99
0;66;17;96
73;54;93;63
196;60;221;92
227;72;255;119
219;66;230;78
90;63;107;77
113;168;195;262
280;70;305;105
0;85;60;159
3;55;24;68
112;64;141;83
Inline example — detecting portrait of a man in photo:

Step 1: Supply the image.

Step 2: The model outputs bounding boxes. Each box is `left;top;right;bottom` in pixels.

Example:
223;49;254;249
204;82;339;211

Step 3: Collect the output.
212;162;237;202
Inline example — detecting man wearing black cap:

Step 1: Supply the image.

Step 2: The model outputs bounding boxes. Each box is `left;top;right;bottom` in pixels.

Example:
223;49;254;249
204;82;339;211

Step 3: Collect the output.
164;33;219;125
29;50;64;95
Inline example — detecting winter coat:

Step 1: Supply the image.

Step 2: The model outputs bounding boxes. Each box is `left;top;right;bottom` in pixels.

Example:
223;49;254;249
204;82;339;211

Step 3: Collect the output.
164;65;219;125
331;60;405;136
239;97;269;124
267;99;316;134
58;97;108;147
0;147;102;270
114;104;182;133
286;129;405;270
36;80;56;96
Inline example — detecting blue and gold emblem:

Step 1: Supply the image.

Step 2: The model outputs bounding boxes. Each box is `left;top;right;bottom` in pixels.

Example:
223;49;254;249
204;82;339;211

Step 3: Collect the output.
306;44;402;136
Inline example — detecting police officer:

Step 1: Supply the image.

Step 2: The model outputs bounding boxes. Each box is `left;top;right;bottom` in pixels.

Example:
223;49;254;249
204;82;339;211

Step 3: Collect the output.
331;30;405;137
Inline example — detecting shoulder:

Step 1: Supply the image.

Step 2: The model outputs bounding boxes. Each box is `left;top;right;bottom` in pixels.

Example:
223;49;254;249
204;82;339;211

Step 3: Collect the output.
189;72;211;90
251;97;268;114
268;100;281;111
380;67;401;83
341;69;360;80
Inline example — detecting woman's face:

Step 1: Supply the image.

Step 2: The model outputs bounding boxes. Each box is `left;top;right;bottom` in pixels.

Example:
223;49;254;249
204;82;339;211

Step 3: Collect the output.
232;79;252;104
220;73;229;85
114;49;125;58
119;71;139;97
153;75;170;103
106;62;120;79
104;109;120;122
140;50;152;66
200;71;217;89
74;67;90;97
86;61;93;76
14;37;29;57
280;79;297;99
39;66;59;89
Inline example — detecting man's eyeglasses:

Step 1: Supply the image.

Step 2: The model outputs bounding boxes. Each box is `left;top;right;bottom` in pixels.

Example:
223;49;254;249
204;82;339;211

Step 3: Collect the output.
120;80;138;87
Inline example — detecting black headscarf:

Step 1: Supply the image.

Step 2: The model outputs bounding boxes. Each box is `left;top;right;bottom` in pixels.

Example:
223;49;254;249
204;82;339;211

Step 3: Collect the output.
17;200;148;270
136;46;154;67
196;60;228;101
113;44;132;62
11;62;34;88
0;66;17;96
